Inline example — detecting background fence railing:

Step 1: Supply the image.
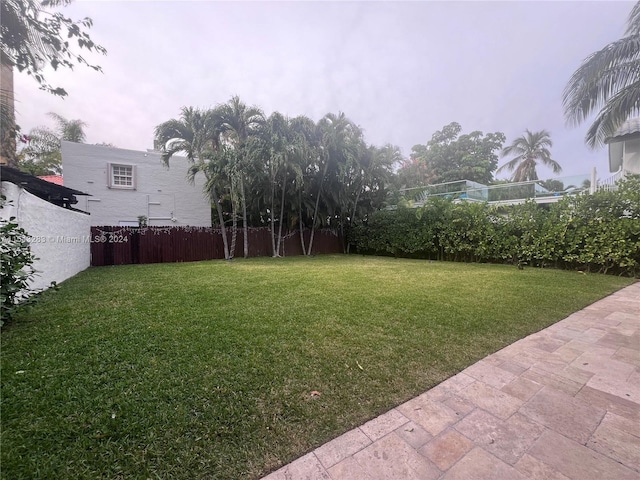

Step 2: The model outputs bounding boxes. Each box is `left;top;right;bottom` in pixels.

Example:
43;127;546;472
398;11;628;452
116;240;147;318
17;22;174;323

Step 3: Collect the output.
397;173;593;206
90;226;343;266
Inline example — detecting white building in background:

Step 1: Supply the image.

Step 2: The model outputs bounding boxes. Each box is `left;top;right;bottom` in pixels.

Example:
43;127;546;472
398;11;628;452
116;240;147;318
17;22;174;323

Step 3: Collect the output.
62;141;211;227
606;117;640;175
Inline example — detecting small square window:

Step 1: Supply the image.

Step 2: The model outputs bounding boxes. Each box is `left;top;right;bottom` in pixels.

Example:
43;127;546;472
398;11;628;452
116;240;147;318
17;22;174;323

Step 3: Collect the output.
108;163;135;189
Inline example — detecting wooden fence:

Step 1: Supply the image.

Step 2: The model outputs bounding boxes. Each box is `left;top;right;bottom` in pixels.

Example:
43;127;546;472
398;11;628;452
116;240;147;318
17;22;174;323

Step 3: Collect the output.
90;226;344;266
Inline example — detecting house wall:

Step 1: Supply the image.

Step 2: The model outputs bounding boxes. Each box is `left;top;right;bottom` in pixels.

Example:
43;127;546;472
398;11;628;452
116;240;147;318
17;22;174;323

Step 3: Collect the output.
623;138;640;174
0;181;91;291
609;137;640;174
62;142;211;227
608;141;623;173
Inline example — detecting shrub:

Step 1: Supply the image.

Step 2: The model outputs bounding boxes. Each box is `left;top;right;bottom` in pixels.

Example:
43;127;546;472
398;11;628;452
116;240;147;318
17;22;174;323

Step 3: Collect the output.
0;197;41;325
348;175;640;277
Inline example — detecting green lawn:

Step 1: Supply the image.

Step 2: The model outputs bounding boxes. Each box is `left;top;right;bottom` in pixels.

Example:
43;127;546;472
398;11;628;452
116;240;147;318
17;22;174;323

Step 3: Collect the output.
1;256;633;479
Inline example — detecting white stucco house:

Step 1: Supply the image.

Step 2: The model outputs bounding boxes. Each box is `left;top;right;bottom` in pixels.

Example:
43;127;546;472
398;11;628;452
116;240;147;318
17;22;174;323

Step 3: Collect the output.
62;141;211;227
606;117;640;175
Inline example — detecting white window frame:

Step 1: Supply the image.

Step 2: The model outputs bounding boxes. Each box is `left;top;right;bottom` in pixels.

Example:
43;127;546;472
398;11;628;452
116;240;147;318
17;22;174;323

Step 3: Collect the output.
108;163;136;189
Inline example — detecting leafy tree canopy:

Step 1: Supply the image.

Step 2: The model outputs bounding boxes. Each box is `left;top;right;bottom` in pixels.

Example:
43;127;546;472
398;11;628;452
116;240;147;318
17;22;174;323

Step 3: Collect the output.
406;122;505;186
0;0;106;97
154;98;401;256
393;156;432;191
17;112;87;175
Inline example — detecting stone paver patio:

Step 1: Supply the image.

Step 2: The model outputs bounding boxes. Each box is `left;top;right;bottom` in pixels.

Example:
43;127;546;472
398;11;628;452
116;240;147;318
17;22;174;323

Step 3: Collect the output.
261;283;640;480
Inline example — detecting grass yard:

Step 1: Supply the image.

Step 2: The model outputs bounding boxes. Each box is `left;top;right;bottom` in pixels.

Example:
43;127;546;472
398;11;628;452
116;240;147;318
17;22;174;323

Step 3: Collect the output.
1;255;633;479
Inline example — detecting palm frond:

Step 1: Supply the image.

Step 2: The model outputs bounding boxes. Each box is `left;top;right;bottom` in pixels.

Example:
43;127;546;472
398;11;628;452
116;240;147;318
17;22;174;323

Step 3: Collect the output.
563;35;640;125
496;157;522;174
513;158;538;182
501;144;526;158
526;129;553;147
626;1;640;35
585;79;640;148
498;130;559;180
540;157;563;174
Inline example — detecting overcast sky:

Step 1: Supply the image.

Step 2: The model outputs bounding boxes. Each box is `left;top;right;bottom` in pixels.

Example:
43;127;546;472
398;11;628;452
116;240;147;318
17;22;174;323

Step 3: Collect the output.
14;0;634;181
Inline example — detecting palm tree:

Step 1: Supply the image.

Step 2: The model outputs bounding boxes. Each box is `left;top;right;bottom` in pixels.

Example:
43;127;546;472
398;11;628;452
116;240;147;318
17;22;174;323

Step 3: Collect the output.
196;145;235;259
19;112;87;174
354;143;398;220
563;2;640;148
154;107;231;260
257;112;307;256
497;130;562;182
48;112;87;142
216;96;265;258
258;111;287;256
155;107;212;164
288;115;319;255
308;112;361;255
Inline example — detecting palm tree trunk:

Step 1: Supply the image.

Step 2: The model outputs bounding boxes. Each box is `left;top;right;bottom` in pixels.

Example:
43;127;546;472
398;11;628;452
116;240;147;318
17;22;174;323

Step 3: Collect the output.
270;173;277;257
229;212;237;260
276;170;287;256
308;188;321;255
229;188;238;260
241;176;249;258
308;167;326;256
211;184;230;260
299;188;307;256
346;187;362;254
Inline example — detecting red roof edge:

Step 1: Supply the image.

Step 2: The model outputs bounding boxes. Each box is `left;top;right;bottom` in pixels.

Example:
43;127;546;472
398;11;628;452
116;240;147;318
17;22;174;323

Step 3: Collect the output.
37;175;64;186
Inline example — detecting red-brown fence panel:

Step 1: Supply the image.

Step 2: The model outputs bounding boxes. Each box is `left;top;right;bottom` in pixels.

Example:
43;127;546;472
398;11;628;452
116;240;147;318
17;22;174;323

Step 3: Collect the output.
90;226;344;266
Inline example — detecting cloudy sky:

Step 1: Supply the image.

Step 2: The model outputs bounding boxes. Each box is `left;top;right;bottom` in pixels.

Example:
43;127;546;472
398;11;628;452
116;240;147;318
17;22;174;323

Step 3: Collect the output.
14;0;633;181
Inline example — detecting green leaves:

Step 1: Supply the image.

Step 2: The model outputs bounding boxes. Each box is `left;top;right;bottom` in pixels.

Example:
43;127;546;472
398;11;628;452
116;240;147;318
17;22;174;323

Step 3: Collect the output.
155;102;399;257
18;112;87;175
497;129;561;182
0;207;39;325
0;0;107;97
562;2;640;148
406;122;505;187
351;175;640;276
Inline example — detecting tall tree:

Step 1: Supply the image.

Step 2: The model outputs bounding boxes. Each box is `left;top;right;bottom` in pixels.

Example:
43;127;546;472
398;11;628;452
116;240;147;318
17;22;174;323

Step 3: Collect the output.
216;96;265;258
330;120;366;249
256;112;306;256
18;112;87;175
288;115;319;256
355;143;398;219
158;102;397;257
497;129;562;182
406;122;505;186
0;0;106;164
563;1;640;148
197;144;235;258
47;112;86;142
393;155;433;190
155;107;231;260
308;112;361;255
344;143;398;253
258;111;287;256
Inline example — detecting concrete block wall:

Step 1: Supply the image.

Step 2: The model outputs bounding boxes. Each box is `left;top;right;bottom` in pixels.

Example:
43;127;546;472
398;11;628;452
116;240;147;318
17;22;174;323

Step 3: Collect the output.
1;181;91;291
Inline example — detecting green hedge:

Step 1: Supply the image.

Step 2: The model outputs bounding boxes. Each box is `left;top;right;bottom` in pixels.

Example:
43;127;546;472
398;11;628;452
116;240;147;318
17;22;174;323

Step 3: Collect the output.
349;175;640;276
